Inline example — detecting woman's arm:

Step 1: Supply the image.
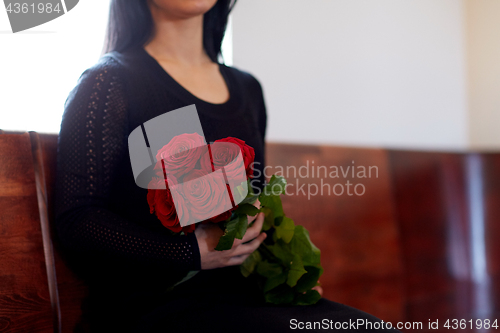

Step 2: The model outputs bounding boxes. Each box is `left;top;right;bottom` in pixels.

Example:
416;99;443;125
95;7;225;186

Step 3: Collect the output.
255;79;267;152
54;58;201;271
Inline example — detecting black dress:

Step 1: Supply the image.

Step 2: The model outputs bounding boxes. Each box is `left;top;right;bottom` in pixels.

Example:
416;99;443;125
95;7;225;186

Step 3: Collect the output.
54;47;401;333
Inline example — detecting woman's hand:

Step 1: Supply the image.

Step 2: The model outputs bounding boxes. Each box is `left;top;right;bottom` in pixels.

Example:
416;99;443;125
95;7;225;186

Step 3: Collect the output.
312;283;323;297
195;200;267;270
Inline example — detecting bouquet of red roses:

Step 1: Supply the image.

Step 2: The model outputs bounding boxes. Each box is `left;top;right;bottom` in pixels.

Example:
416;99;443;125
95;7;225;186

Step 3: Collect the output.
147;133;323;305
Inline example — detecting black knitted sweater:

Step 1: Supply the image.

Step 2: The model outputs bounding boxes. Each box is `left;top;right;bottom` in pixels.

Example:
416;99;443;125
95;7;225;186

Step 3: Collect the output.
54;46;267;331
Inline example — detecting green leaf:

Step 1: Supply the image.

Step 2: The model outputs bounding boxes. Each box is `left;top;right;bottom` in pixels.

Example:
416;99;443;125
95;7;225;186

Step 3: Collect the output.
267;241;293;264
292;289;322;306
239;193;259;206
259;195;284;218
235;203;260;217
274;216;283;227
239;180;259;205
234;214;249;240
261;207;274;231
232;175;326;306
295;266;322;293
275;216;295;243
166;270;200;292
263;175;287;196
240;250;262;277
232;180;251;204
256;260;283;278
286;255;307;287
214;228;237;251
215;215;248;251
263;272;288;292
290;225;321;266
264;284;295;305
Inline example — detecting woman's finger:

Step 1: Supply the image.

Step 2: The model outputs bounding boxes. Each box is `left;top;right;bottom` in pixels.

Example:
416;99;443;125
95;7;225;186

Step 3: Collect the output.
247;213;258;224
233;232;266;257
241;212;265;243
312;285;323;297
227;253;251;266
246;199;261;225
252;198;261;209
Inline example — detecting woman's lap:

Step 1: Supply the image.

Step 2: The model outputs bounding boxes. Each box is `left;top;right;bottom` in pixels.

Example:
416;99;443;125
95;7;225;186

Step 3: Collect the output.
132;291;401;333
80;268;400;333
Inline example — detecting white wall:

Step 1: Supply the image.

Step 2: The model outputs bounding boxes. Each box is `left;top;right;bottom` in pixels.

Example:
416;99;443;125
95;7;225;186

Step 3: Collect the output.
0;1;110;133
466;0;500;150
0;1;234;133
3;0;498;148
232;0;470;150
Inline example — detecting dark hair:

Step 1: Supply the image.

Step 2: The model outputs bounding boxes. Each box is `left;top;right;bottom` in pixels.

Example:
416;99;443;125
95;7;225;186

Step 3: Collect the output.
101;0;236;63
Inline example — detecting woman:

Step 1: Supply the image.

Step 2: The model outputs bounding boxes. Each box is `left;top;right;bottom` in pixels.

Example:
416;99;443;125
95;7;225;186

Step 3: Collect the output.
54;0;401;332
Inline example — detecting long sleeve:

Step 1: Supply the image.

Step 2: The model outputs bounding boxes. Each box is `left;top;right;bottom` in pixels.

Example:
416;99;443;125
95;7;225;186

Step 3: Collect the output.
248;74;268;189
255;79;267;160
54;57;201;273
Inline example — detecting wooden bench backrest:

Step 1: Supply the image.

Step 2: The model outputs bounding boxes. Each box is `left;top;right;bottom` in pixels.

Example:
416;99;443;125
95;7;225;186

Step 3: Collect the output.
389;150;500;321
0;132;88;333
0;133;54;332
266;143;405;322
1;132;500;331
30;132;89;333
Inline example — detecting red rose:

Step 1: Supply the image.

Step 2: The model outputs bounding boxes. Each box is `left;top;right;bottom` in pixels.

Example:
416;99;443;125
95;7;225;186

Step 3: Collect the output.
176;169;233;222
202;137;255;179
200;142;245;189
154;133;209;181
149;134;253;232
147;177;193;233
202;183;236;223
205;205;234;223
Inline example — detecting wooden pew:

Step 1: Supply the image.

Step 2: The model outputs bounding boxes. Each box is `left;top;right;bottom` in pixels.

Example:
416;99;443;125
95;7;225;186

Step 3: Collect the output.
266;144;405;323
0;133;54;332
389;151;500;328
29;132;89;333
1;131;500;332
0;132;89;333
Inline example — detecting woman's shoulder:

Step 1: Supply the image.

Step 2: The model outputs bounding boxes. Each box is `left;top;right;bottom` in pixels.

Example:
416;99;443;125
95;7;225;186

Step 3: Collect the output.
78;46;151;84
69;49;147;102
64;53;133;116
67;58;126;101
78;52;130;82
222;64;264;97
